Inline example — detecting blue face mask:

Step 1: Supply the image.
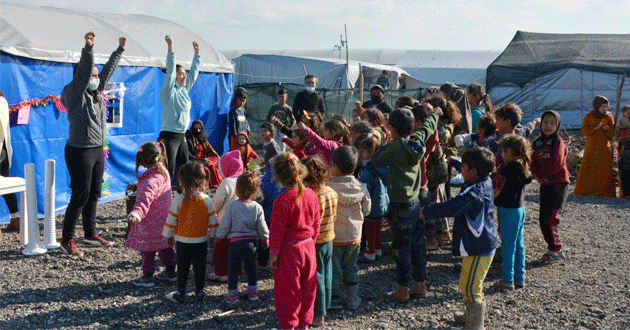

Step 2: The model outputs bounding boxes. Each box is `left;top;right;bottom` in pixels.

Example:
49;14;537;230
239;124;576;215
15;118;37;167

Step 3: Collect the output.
89;78;100;91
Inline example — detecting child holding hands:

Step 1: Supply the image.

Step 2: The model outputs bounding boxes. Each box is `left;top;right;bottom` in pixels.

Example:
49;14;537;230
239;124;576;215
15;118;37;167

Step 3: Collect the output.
126;141;176;287
420;147;498;330
215;171;269;304
162;161;218;303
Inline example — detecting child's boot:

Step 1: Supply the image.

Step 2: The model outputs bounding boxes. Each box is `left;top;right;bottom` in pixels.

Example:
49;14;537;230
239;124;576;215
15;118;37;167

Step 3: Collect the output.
6;217;19;232
465;300;486;330
409;281;427;299
346;284;361;310
387;286;409;303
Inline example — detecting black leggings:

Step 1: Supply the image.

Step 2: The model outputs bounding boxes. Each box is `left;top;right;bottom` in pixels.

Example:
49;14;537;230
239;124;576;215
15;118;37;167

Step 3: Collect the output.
157;131;189;186
62;145;104;243
0;148;18;214
176;241;207;293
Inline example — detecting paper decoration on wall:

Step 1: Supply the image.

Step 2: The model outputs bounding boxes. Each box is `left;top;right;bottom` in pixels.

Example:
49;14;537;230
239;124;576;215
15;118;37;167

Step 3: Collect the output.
17;104;31;125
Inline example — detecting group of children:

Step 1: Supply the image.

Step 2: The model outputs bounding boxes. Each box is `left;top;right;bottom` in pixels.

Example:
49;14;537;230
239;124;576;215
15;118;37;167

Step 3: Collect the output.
123;81;579;329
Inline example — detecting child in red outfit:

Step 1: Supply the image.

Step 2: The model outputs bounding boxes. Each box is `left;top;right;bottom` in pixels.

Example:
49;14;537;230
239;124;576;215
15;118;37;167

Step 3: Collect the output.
269;152;321;330
229;131;258;169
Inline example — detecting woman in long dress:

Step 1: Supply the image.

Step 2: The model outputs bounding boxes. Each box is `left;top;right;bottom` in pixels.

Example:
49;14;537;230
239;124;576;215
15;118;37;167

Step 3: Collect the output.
574;95;616;197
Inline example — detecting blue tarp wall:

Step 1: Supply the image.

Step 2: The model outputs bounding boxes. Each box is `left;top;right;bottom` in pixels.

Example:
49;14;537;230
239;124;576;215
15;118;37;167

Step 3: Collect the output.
0;51;233;223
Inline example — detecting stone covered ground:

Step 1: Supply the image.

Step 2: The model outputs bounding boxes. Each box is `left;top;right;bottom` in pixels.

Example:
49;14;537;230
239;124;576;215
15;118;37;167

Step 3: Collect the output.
0;132;629;329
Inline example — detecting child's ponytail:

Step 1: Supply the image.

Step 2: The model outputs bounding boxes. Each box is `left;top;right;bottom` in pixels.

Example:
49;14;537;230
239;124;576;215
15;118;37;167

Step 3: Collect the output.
498;135;532;177
273;152;307;204
135;141;167;181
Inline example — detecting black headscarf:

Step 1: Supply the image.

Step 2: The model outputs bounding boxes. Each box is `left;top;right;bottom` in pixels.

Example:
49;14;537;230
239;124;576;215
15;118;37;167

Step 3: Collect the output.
191;120;208;143
533;110;562;149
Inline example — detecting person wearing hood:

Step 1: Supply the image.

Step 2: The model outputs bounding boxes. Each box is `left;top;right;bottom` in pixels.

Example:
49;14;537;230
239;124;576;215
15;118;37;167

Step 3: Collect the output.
60;32;125;256
531;110;571;260
326;146;371;311
228;131;258;169
159;35;201;187
292;75;326;122
210;150;245;282
362;85;394;115
440;82;471;134
574;95;616;197
186;119;222;188
371;106;441;302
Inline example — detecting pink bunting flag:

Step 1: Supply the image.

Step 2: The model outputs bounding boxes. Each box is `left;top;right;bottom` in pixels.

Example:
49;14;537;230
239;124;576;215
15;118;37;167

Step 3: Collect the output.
17;104;31;125
55;100;67;113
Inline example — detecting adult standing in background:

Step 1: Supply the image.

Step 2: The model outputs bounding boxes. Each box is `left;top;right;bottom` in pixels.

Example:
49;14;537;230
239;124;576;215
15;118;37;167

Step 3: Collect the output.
159;35;201;186
574;95;616;197
362;85;394;115
60;32;125;256
293;75;326;122
0;91;19;234
266;88;295;152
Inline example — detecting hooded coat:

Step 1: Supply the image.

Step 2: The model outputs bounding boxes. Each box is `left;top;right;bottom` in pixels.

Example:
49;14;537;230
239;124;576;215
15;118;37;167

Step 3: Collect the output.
327;175;371;245
214;150;244;222
229;131;258;168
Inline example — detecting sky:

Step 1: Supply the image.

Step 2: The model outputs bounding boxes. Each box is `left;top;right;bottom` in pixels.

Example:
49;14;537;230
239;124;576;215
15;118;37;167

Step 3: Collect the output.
5;0;630;52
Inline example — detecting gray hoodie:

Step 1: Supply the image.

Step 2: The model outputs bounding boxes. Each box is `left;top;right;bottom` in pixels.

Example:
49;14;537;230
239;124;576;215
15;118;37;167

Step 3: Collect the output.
61;44;124;148
327;175;371;244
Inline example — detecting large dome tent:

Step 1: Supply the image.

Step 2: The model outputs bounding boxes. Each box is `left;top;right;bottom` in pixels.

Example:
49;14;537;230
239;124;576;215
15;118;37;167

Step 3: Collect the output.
0;1;234;221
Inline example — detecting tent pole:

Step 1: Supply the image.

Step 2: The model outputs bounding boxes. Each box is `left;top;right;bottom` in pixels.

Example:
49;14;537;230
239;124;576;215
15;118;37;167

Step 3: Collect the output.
303;65;308;76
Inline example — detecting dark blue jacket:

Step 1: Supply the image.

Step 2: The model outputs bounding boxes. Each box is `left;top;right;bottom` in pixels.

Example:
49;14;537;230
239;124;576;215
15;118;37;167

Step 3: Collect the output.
422;176;497;257
358;161;390;220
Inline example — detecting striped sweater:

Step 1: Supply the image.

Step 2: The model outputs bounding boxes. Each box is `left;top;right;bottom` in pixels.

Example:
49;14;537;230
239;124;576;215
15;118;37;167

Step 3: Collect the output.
162;192;218;244
314;185;338;244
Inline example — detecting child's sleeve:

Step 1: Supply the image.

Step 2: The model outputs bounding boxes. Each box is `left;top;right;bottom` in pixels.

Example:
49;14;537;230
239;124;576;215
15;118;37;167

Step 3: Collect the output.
205;196;219;238
213;181;229;222
249;147;259;160
360;184;372;217
302;125;339;152
257;205;270;241
422;184;483;220
215;202;233;240
268;198;287;256
128;174;160;222
454;134;472;148
493;173;508;199
411;112;440;144
162;195;182;238
275;121;293;137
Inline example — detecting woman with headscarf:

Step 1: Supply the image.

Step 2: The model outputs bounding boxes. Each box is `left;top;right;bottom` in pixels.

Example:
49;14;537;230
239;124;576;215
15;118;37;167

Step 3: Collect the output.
186;119;222;188
574;95;616;197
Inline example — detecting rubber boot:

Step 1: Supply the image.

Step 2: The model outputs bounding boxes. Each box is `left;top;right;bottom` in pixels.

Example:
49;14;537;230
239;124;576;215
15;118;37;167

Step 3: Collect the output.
346;284;361;310
465;300;485;330
5;217;19;232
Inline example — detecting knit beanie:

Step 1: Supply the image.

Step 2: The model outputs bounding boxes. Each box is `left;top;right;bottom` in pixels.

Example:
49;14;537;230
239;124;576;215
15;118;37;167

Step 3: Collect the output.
219;150;244;178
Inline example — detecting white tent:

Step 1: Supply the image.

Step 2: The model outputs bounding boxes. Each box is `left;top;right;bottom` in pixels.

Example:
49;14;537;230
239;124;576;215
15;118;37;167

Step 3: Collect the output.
232;54;430;90
224;49;499;86
0;2;234;73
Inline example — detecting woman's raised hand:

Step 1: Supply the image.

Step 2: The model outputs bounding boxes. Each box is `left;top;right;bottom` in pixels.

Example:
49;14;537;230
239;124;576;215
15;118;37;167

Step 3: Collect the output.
165;35;173;45
193;41;200;55
85;32;95;46
119;37;127;48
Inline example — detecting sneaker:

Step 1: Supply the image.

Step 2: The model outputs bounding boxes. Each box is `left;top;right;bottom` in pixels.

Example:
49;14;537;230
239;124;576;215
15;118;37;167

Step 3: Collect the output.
132;276;155;287
166;291;185;304
156;271;178;282
83;234;114;247
543;250;566;261
358;254;376;264
60;240;84;257
195;290;206;302
247;290;259;301
226;293;240;305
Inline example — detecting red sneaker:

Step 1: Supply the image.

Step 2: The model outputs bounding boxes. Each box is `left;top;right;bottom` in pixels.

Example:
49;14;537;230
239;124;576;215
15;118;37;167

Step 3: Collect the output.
84;234;114;247
61;240;84;257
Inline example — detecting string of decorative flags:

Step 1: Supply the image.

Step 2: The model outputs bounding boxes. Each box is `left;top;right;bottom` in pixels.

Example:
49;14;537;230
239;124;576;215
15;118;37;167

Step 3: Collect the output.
9;94;112;197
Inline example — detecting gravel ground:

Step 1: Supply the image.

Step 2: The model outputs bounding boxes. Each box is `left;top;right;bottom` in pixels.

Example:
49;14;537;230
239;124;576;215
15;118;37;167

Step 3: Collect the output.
0;180;628;330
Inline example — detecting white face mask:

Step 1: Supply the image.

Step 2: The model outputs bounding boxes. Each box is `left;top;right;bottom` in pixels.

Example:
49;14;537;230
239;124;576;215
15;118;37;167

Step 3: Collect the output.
305;86;316;93
89;78;100;91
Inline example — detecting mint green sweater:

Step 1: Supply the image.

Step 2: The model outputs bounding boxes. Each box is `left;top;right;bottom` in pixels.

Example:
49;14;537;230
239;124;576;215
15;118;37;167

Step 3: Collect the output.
371;112;439;203
160;52;200;133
